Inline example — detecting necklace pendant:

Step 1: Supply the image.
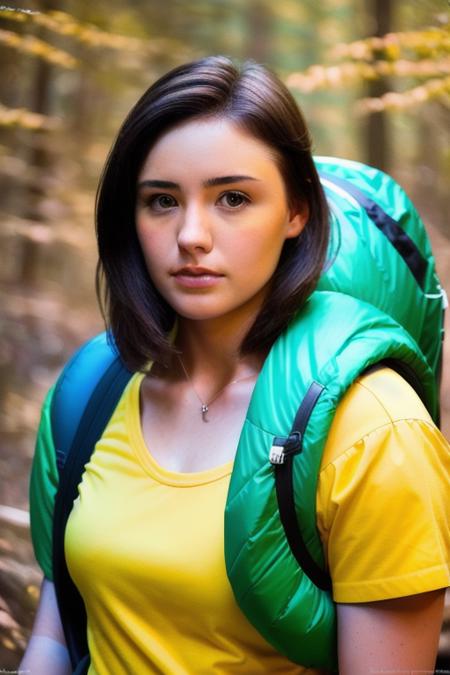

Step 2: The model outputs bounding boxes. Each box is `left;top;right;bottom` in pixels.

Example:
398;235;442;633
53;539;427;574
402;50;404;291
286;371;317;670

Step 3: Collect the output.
201;403;209;422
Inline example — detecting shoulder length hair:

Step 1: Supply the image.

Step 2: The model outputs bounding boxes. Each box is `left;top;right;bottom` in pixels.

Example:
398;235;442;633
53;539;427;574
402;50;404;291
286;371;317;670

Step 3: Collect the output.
96;55;330;371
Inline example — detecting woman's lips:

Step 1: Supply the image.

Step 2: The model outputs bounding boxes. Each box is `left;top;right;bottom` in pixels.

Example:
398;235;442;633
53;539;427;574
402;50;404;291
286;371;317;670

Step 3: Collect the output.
171;267;224;288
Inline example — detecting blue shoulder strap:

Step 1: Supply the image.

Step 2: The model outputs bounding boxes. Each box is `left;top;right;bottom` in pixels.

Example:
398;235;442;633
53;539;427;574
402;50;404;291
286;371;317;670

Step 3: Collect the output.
50;332;132;672
50;332;129;469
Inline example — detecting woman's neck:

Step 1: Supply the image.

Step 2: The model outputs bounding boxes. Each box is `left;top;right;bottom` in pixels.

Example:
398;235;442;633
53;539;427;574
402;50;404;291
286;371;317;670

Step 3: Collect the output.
173;314;265;385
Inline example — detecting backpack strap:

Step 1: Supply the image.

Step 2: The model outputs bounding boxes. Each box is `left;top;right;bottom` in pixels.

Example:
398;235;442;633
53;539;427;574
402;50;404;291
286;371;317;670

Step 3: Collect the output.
270;381;331;591
51;335;132;672
319;172;428;289
269;357;429;593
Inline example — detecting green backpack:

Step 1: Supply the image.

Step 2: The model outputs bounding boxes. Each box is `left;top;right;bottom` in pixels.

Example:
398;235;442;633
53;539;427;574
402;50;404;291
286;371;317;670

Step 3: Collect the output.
30;157;445;673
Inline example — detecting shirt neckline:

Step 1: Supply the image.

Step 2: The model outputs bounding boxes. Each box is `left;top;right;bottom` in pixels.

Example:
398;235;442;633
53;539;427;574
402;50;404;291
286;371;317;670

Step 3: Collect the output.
127;372;234;487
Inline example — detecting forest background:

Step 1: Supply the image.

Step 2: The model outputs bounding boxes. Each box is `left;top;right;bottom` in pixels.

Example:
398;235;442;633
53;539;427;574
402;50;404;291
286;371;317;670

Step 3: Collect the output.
0;0;449;669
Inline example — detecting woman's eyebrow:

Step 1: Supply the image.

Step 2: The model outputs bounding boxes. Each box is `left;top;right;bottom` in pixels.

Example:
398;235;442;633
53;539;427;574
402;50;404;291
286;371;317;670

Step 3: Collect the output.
137;175;260;190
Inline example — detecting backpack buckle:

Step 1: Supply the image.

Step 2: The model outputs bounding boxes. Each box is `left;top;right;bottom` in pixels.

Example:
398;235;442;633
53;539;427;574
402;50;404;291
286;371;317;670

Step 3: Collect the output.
269;439;286;464
269;432;302;465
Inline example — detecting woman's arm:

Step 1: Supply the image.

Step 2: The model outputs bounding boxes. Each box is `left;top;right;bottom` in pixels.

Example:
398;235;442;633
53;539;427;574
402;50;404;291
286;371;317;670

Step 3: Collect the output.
20;577;72;675
337;588;446;674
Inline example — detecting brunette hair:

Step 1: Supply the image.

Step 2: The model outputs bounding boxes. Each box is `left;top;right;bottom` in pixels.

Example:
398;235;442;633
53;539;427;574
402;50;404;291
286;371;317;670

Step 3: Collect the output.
96;55;329;370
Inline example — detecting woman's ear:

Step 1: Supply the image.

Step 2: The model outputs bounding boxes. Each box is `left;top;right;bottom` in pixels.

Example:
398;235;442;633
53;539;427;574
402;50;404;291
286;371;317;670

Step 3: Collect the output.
286;201;309;239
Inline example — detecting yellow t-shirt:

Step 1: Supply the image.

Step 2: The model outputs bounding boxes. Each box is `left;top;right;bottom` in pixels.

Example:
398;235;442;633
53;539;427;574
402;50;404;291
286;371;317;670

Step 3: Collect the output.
65;368;450;674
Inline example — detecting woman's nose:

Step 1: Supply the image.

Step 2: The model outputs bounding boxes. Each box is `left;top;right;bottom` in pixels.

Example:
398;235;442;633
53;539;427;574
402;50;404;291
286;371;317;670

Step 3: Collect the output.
177;204;213;253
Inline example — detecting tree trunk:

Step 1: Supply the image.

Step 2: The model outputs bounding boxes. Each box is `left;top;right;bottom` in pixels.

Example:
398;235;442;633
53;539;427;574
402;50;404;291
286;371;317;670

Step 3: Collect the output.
365;0;392;171
246;0;273;62
18;0;59;285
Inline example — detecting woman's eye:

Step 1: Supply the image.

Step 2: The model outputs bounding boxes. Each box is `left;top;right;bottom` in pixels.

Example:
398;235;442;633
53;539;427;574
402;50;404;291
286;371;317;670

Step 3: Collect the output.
218;191;249;209
148;194;177;211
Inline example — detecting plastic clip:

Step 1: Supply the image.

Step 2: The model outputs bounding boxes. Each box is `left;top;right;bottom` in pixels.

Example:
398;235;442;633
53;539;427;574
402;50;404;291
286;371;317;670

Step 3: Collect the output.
269;432;302;465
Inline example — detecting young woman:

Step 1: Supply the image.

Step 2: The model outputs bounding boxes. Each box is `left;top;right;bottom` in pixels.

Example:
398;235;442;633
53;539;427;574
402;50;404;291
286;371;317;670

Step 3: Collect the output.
23;56;449;674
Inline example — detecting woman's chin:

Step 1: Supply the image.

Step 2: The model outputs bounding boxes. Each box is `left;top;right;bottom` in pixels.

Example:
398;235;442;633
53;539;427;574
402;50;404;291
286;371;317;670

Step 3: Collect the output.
172;306;230;322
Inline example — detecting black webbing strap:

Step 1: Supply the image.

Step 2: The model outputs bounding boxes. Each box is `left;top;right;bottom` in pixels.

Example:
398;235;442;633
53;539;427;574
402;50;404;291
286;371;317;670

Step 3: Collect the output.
320;171;428;289
273;381;332;591
52;357;133;672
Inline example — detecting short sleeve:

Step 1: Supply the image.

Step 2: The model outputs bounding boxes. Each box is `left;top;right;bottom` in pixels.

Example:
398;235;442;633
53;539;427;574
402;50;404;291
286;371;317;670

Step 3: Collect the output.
316;368;450;603
29;385;59;580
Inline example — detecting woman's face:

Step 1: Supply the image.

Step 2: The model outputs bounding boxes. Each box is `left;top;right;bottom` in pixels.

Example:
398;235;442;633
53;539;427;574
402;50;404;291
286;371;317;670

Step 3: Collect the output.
135;117;307;325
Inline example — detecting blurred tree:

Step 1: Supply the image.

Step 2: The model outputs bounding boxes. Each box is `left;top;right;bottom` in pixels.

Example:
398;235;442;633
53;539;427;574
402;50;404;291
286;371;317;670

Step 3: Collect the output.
286;15;450;114
245;0;273;62
286;0;449;203
365;0;392;170
20;0;59;286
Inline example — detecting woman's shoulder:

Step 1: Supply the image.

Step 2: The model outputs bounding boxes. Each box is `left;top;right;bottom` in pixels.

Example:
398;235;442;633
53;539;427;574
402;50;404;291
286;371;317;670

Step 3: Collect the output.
321;366;438;470
316;367;450;602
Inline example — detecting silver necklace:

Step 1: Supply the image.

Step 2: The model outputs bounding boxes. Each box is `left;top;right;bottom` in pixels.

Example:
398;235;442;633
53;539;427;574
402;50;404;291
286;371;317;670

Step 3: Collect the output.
178;356;256;422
